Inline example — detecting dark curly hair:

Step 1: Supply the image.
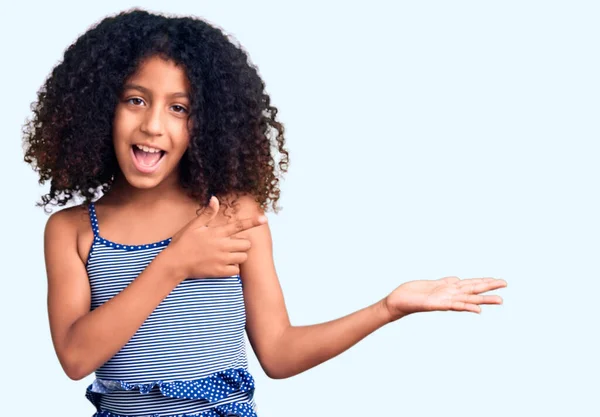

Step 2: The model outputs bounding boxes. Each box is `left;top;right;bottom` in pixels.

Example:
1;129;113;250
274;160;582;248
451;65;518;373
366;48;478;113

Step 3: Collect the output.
22;8;289;216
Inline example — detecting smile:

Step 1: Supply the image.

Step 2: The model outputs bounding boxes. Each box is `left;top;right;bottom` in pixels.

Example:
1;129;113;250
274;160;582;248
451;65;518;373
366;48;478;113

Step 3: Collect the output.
130;145;166;174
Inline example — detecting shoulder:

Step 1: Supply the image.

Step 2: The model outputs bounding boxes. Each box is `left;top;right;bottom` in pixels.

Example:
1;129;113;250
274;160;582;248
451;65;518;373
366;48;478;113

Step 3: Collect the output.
44;203;89;244
218;192;265;220
214;192;267;238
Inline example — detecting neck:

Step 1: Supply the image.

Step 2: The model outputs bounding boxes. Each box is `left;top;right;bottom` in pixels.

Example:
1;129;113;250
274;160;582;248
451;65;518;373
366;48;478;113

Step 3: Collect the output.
103;170;193;209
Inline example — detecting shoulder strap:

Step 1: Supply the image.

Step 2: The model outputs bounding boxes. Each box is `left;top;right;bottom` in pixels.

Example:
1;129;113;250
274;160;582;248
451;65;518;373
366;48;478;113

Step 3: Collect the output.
88;202;100;238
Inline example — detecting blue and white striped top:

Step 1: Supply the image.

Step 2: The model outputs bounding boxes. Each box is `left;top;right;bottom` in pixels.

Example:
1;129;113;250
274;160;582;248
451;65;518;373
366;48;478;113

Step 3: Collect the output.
83;202;258;417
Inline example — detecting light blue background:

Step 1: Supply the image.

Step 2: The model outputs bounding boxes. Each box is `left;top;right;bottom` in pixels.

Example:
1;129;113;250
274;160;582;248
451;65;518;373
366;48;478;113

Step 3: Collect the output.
1;1;598;416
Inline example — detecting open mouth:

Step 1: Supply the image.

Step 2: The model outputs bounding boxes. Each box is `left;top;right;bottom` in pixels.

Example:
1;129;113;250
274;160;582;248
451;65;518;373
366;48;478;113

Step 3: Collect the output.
130;145;166;174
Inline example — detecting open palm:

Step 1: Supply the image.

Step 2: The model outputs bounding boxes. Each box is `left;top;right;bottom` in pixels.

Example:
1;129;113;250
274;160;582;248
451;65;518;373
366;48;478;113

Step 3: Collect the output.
384;276;507;321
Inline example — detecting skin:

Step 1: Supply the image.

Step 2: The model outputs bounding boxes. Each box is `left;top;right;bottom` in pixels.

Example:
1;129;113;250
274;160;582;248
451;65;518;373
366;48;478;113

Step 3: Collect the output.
75;56;206;260
45;55;507;382
110;55;193;199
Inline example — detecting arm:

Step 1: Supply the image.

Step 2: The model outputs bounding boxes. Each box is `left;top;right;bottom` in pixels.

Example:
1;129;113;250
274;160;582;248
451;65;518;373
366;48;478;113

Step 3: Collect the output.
269;299;394;379
45;208;186;381
235;195;396;379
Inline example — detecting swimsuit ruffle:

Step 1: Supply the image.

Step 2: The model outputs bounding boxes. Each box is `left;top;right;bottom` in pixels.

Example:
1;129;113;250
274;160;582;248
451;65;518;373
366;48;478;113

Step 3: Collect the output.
90;401;256;417
85;367;256;417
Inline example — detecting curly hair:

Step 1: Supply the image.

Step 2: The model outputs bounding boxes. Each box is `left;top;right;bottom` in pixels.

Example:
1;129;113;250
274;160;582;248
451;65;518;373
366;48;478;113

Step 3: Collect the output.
22;8;289;217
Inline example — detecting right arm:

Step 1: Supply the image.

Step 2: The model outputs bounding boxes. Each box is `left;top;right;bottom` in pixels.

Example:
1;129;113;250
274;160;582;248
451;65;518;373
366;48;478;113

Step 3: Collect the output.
44;209;186;381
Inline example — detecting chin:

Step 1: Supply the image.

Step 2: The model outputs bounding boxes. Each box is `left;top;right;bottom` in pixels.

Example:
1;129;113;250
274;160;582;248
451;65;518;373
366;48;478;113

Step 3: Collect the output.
130;177;164;189
119;172;164;189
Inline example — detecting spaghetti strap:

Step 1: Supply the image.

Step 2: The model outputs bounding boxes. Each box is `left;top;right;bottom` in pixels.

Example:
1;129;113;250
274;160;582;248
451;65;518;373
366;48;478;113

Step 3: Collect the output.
88;202;100;238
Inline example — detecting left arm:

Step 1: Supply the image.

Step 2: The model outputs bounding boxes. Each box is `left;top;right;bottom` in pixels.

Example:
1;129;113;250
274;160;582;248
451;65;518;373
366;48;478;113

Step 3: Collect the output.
267;298;394;379
232;195;395;379
232;195;507;380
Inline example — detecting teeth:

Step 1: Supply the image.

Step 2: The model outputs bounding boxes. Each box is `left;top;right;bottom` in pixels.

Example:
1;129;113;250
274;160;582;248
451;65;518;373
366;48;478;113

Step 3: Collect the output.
135;144;162;153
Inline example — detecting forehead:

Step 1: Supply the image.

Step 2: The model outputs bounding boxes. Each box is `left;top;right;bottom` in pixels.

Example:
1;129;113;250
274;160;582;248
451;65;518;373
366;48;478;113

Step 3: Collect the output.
125;55;191;93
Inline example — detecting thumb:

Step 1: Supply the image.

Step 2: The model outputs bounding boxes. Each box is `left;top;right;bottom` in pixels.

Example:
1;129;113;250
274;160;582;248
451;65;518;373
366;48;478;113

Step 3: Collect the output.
193;195;219;227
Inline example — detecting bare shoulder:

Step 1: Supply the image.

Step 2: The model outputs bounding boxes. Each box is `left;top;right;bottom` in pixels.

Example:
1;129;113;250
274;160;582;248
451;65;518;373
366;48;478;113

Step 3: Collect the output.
220;193;264;218
44;203;94;380
44;205;83;239
214;193;265;237
45;203;93;264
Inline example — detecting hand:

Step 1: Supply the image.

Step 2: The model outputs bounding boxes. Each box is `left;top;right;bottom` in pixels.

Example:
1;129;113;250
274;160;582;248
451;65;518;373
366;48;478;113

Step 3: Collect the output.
164;196;268;279
383;276;507;321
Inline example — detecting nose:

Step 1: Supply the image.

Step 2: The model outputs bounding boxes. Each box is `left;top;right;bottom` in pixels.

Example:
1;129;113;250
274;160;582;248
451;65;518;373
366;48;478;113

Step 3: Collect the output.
140;104;165;136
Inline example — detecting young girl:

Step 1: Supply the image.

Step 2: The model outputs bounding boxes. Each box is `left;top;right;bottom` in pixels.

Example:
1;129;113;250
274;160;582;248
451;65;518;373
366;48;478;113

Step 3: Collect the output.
23;8;507;417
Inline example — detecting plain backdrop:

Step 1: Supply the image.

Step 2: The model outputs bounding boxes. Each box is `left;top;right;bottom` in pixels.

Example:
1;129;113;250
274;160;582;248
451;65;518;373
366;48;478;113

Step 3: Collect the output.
1;1;598;416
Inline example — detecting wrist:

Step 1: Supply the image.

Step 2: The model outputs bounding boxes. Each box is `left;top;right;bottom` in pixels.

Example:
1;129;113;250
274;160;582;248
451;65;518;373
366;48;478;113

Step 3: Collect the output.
379;297;407;323
375;298;394;325
156;247;187;284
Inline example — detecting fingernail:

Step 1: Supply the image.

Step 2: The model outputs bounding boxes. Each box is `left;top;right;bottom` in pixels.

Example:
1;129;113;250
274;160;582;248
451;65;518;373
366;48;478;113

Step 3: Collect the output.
258;215;267;223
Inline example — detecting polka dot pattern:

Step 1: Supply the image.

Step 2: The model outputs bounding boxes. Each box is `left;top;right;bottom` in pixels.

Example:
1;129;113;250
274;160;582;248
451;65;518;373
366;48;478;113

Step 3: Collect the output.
160;369;255;402
88;368;254;401
88;202;172;251
86;368;256;417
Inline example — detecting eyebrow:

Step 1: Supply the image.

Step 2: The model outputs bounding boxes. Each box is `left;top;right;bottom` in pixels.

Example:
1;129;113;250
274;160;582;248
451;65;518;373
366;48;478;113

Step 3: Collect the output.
122;83;190;99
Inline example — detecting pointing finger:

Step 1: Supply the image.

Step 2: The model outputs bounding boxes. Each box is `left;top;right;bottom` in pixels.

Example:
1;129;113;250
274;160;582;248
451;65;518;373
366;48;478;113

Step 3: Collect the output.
216;215;268;237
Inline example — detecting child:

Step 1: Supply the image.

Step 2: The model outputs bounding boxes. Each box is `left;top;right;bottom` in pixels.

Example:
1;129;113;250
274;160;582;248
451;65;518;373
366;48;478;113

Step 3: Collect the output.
22;8;507;417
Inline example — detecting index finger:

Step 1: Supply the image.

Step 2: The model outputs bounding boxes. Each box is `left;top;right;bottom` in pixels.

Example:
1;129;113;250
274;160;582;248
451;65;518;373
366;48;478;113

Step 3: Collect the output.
459;278;508;294
215;215;268;237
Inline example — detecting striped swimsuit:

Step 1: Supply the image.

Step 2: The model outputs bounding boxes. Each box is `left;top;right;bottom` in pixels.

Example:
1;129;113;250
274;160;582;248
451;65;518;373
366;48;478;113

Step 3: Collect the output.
83;202;258;417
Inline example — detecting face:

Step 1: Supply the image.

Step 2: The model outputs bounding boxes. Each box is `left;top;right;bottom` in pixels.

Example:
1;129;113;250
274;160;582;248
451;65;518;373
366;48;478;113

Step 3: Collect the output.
112;55;192;190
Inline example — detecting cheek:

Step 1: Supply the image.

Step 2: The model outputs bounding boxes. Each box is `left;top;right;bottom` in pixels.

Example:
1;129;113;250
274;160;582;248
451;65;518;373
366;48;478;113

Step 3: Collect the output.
112;110;127;141
112;109;138;145
176;136;191;156
112;126;129;152
174;123;191;150
112;120;121;141
186;117;195;132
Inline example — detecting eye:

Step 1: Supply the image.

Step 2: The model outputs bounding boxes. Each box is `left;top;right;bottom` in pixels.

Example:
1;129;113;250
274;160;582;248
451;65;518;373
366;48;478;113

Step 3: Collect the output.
171;105;188;114
126;97;145;106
